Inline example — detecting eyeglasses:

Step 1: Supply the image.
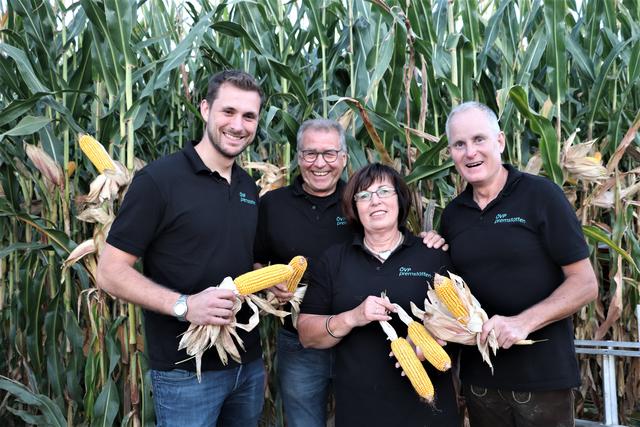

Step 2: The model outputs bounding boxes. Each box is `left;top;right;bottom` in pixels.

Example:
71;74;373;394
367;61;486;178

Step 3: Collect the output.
299;149;342;163
354;186;396;202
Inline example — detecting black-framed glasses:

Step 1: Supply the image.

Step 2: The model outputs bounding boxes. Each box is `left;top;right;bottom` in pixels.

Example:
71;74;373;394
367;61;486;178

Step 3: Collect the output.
299;149;342;163
354;186;396;202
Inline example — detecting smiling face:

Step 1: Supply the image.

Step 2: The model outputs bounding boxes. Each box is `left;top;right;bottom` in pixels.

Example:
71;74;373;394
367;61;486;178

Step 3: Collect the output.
298;128;347;197
448;107;506;189
356;177;399;234
200;83;261;159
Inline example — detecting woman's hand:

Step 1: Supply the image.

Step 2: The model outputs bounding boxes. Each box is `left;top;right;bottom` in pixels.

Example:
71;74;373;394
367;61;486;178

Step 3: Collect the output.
347;295;396;327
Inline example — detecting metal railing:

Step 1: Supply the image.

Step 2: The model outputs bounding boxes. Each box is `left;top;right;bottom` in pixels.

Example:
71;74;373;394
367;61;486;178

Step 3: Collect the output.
574;304;640;427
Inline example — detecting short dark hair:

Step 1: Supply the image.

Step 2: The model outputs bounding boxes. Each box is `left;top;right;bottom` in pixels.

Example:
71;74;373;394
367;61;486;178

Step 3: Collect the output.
342;163;412;233
205;70;265;106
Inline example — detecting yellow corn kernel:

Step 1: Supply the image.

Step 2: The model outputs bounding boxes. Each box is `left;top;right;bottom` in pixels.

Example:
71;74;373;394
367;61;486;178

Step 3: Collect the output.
78;134;116;173
233;264;293;295
391;337;434;401
408;321;451;372
286;256;307;292
434;275;469;325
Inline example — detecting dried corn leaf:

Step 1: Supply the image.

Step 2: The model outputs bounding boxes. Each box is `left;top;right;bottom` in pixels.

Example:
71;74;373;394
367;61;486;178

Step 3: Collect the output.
76;207;114;225
62;239;96;273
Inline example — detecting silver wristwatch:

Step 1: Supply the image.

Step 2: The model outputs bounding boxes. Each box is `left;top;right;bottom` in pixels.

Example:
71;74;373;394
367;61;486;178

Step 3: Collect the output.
172;294;188;322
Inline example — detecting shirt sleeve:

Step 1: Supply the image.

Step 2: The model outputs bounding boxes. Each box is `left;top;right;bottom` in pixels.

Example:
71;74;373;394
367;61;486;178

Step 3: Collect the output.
106;170;165;257
537;181;590;266
300;251;334;315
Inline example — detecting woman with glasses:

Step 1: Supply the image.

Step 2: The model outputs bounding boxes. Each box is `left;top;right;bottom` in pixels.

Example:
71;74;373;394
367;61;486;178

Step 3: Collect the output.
298;163;460;426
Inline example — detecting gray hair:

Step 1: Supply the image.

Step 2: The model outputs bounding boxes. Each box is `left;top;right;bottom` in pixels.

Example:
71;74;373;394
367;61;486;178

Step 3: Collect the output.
445;101;501;141
296;119;347;152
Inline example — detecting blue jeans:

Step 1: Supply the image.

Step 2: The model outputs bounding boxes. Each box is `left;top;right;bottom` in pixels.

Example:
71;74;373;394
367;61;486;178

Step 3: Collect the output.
151;358;265;427
277;328;333;427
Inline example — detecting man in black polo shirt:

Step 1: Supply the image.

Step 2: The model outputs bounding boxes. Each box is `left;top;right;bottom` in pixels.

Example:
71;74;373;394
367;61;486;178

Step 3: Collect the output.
254;119;351;427
440;101;598;426
97;70;284;427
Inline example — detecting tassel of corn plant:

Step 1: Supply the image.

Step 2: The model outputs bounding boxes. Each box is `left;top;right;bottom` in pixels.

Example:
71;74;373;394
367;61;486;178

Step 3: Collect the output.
434;274;470;325
286;256;307;292
233;264;293;295
78;134;116;173
393;303;451;372
379;320;434;402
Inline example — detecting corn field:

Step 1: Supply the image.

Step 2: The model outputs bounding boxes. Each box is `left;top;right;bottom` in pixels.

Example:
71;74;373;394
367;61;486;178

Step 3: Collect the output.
0;0;639;425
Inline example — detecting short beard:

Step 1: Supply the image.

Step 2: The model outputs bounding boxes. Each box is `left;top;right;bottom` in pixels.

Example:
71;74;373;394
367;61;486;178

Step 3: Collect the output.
207;126;251;159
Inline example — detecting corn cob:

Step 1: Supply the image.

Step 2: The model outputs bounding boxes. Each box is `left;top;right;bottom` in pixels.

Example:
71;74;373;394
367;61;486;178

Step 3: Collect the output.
286;256;307;292
379;320;434;401
78;134;116;173
391;337;434;401
394;303;451;372
408;321;451;371
233;264;293;295
434;274;469;325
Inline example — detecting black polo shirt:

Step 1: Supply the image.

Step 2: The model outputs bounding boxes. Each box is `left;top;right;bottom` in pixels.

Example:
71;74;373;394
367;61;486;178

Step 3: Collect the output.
441;164;589;391
301;232;460;426
107;140;261;372
254;175;353;332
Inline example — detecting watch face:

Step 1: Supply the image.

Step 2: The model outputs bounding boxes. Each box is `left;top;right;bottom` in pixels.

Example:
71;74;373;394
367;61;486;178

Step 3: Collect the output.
174;302;187;317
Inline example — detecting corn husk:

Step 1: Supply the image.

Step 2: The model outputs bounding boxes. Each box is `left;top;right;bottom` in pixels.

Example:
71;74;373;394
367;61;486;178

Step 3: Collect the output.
561;137;608;183
243;161;287;196
411;271;499;372
24;142;64;189
177;274;297;381
177;277;261;381
264;284;308;328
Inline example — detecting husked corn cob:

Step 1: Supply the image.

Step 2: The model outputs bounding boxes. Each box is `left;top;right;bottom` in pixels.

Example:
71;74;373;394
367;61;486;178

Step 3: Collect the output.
394;303;451;372
78;134;116;173
380;320;434;401
408;321;451;372
286;256;307;292
391;337;434;401
434;275;469;325
234;264;293;295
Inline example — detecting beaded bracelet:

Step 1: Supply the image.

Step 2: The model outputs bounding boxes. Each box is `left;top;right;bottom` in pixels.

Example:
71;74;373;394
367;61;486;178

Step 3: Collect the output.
325;315;345;339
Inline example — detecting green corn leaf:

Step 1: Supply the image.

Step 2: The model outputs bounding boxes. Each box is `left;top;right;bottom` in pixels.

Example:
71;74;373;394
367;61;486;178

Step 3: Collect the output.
508;85;563;185
583;225;639;274
0;376;67;427
0;115;52;142
0;42;50;94
543;0;568;104
91;379;119;427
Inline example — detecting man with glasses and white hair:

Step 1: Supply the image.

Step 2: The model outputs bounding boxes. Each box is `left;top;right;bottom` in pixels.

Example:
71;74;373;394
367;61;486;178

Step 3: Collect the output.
441;101;598;427
254;119;352;427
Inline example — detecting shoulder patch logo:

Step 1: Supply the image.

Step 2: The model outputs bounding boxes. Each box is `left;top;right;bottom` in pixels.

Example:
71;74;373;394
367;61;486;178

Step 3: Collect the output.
239;192;256;206
398;267;432;278
336;216;347;226
494;213;526;224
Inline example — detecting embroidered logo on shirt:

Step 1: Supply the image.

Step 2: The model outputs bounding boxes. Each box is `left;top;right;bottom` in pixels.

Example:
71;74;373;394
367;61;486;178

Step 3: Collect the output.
336;216;347;226
398;267;432;278
494;213;526;224
239;192;256;205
